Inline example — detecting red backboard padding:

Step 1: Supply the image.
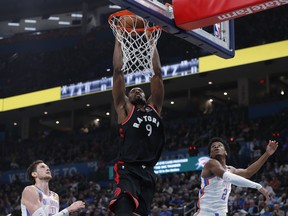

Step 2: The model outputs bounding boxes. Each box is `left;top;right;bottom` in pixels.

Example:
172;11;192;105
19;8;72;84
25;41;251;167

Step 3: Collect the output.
173;0;288;30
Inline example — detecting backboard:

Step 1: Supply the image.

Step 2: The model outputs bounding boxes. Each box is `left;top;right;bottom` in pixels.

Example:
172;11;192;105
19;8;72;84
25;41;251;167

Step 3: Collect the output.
109;0;235;59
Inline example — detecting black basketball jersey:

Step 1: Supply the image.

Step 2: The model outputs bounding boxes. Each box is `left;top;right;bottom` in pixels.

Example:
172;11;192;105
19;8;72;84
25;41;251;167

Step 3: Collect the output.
117;104;165;167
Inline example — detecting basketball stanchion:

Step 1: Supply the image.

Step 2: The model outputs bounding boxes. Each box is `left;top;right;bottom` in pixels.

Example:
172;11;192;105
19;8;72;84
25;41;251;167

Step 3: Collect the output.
108;10;162;76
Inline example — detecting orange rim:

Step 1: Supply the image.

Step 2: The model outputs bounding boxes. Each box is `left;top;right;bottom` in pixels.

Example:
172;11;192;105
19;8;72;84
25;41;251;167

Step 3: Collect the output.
108;9;162;33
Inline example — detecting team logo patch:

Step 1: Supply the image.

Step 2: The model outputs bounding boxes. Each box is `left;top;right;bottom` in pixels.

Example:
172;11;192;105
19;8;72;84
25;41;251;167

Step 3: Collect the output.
114;187;121;197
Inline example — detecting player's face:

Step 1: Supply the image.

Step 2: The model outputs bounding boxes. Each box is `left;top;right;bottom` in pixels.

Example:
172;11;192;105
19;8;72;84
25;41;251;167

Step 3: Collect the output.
210;141;227;158
128;87;146;105
34;162;52;181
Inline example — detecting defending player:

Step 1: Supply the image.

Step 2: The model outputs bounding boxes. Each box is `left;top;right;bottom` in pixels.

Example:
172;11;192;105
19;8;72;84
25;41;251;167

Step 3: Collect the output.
195;138;278;216
21;160;85;216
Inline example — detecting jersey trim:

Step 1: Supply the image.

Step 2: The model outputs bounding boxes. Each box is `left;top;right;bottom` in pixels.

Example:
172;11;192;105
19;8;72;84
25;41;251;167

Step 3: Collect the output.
147;103;160;116
121;105;135;125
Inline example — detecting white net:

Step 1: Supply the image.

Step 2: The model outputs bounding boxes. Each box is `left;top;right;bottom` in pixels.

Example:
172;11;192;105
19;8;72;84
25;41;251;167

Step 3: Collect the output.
108;10;162;76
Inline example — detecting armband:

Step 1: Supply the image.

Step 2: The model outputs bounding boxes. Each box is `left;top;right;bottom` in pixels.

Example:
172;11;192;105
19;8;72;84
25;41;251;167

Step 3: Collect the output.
57;209;69;216
222;171;262;190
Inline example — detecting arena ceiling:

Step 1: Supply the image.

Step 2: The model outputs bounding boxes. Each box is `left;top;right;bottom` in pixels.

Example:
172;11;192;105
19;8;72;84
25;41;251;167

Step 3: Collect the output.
0;0;112;38
0;0;107;22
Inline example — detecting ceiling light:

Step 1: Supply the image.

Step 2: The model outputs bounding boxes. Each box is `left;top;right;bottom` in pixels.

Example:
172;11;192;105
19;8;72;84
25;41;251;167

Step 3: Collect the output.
281;90;285;95
224;92;228;95
24;19;37;23
44;111;48;115
8;23;20;26
209;99;213;103
170;101;174;104
106;112;110;116
0;37;3;40
71;13;83;18
208;81;212;85
48;16;60;21
13;122;18;126
86;103;90;107
109;4;122;9
56;121;60;124
25;27;36;31
59;21;70;25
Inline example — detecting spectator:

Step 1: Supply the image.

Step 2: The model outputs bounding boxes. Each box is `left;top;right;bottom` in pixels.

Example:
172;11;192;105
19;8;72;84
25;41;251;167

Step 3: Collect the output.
159;205;172;216
247;198;259;215
273;203;285;216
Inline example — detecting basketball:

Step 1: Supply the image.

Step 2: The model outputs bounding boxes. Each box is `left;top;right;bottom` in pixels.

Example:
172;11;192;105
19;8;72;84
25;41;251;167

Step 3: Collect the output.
118;15;146;29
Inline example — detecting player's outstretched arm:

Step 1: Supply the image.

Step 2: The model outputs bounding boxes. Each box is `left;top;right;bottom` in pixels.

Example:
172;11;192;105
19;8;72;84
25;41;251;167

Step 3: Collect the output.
233;140;278;178
112;39;130;123
222;171;270;202
148;46;164;114
66;201;86;214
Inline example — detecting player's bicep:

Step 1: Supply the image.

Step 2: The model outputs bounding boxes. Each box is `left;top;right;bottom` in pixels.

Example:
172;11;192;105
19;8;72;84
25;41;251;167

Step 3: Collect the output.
22;187;42;214
232;168;249;178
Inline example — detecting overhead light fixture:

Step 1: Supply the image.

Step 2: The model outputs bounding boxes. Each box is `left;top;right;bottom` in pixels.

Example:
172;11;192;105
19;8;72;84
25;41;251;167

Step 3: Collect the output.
59;21;70;25
208;81;212;85
0;37;3;40
109;4;122;9
25;19;37;23
48;16;60;21
71;13;83;18
25;27;36;31
8;23;20;26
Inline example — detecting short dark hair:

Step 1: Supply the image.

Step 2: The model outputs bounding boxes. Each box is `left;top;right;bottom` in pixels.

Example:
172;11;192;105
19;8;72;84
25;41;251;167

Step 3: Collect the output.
27;160;44;184
208;137;230;156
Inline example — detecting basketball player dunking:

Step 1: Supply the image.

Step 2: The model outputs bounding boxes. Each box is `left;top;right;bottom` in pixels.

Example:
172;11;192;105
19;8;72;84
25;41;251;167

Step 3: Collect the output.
108;39;165;216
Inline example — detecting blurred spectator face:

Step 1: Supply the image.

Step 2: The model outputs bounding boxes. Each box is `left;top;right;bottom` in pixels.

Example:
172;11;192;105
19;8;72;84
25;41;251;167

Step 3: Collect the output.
162;205;168;211
151;206;159;215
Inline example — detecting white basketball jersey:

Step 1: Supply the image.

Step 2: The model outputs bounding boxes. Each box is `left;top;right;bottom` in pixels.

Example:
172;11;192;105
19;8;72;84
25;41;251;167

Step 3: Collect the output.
21;186;59;216
197;170;231;215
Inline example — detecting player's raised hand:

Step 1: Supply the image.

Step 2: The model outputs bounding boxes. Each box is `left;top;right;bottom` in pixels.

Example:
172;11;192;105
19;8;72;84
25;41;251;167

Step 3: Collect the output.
258;187;271;204
266;140;278;156
67;201;85;213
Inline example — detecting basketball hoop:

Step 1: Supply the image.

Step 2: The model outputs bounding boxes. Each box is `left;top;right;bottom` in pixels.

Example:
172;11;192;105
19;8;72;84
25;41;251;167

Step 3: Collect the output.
108;10;162;76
